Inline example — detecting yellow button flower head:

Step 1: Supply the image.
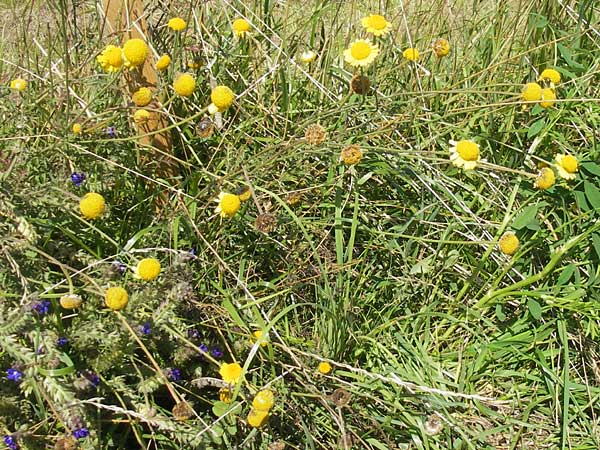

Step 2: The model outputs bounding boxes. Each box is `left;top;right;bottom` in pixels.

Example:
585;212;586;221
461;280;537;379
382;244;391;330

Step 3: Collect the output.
343;39;379;67
215;192;241;218
105;286;129;311
521;82;542;102
449;139;480;170
219;362;242;385
554;154;578;180
252;389;274;411
534;167;556;190
237;186;252;202
79;192;106;219
168;17;187;31
361;14;392;36
60;294;83;309
540;68;560;85
341;144;363;165
123;38;148;68
403;47;419;61
97;45;123;72
540;88;556;108
219;387;232;403
232;18;251;37
131;87;152;106
300;50;317;63
156;54;171;71
10;78;27;91
433;38;451;57
210;85;235;112
133;109;150;124
247;408;269;428
252;330;268;347
318;362;332;374
173;73;196;96
498;232;519;256
134;258;161;281
72;123;83;135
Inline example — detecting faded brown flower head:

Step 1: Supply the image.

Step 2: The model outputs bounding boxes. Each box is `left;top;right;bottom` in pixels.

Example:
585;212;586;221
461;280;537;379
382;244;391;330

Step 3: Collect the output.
338;435;354;448
350;74;371;95
172;401;194;421
268;441;286;450
424;414;444;435
54;436;78;450
341;144;363;165
330;388;351;407
255;213;277;233
304;124;327;146
196;117;214;138
286;192;302;206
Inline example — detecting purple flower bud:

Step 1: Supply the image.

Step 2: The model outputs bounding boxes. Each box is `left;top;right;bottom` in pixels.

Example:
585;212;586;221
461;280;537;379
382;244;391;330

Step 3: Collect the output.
72;427;89;439
70;172;85;187
106;126;117;138
33;300;51;315
167;368;181;381
6;368;22;382
210;346;223;359
140;322;151;335
57;337;68;347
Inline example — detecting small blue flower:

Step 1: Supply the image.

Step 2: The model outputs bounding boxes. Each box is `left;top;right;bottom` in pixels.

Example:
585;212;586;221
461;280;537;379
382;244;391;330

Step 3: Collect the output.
6;368;23;383
210;346;223;359
85;372;100;387
3;435;18;450
33;300;51;315
188;328;200;339
198;343;208;353
106;126;117;138
167;368;181;381
57;337;69;347
140;322;151;335
72;427;89;439
70;172;85;187
112;261;126;274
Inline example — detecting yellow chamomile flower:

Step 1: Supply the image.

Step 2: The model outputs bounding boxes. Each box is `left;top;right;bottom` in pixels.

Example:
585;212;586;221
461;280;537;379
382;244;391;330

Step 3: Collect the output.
403;47;420;61
134;258;161;281
247;408;269;428
168;17;187;31
232;18;251;37
219;362;243;385
133;109;150;124
96;44;123;72
433;38;451;57
123;38;148;68
10;78;27;91
554;154;578;180
173;73;196;97
219;387;232;403
534;167;556;190
131;87;152;107
318;362;332;374
343;39;379;68
300;51;317;63
215;192;241;218
449;139;480;170
540;68;561;85
498;232;519;256
252;330;268;347
79;192;106;220
521;82;542;102
72;123;83;135
540;88;556;108
59;294;83;310
105;286;129;311
341;144;363;165
252;389;275;411
156;54;171;71
361;14;392;36
209;85;235;114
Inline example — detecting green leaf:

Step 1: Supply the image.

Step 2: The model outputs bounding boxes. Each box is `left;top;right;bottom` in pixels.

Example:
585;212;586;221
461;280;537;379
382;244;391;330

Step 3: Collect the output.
581;161;600;177
495;304;507;322
527;298;543;320
574;189;590;212
592;233;600;260
357;171;373;185
557;264;576;286
529;13;548;28
584;181;600;210
558;43;585;70
512;204;539;230
212;401;238;418
527;118;545;138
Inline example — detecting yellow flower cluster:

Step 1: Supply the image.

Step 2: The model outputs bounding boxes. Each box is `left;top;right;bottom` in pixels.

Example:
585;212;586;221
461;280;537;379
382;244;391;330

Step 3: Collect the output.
247;389;275;428
105;286;128;311
97;45;123;72
521;68;560;108
79;192;106;219
134;258;161;281
498;232;519;256
131;87;152;106
10;78;28;91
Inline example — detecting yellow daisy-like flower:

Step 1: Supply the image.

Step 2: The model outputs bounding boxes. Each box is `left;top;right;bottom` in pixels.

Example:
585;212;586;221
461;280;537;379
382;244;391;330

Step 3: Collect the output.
521;82;542;102
540;68;560;85
554;154;578;180
156;54;171;71
123;38;148;68
318;362;332;374
300;51;317;63
219;387;232;403
105;286;129;311
449;139;480;170
72;123;83;135
403;47;419;61
343;39;379;68
534;167;556;190
498;232;519;256
59;294;83;310
173;73;196;97
168;17;186;31
247;408;269;428
134;258;161;281
252;389;274;411
96;45;123;72
341;144;363;165
79;192;106;220
232;18;251;37
215;192;241;218
133;109;150;124
540;88;556;108
252;330;268;347
10;78;27;91
433;38;451;57
210;85;235;112
219;362;242;385
361;14;392;36
131;87;152;107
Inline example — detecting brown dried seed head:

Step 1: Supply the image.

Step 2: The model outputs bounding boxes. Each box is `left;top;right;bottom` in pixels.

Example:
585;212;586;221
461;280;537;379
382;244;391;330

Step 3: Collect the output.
172;401;194;421
330;388;351;407
304;124;327;145
255;213;277;233
340;144;363;165
350;74;371;95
